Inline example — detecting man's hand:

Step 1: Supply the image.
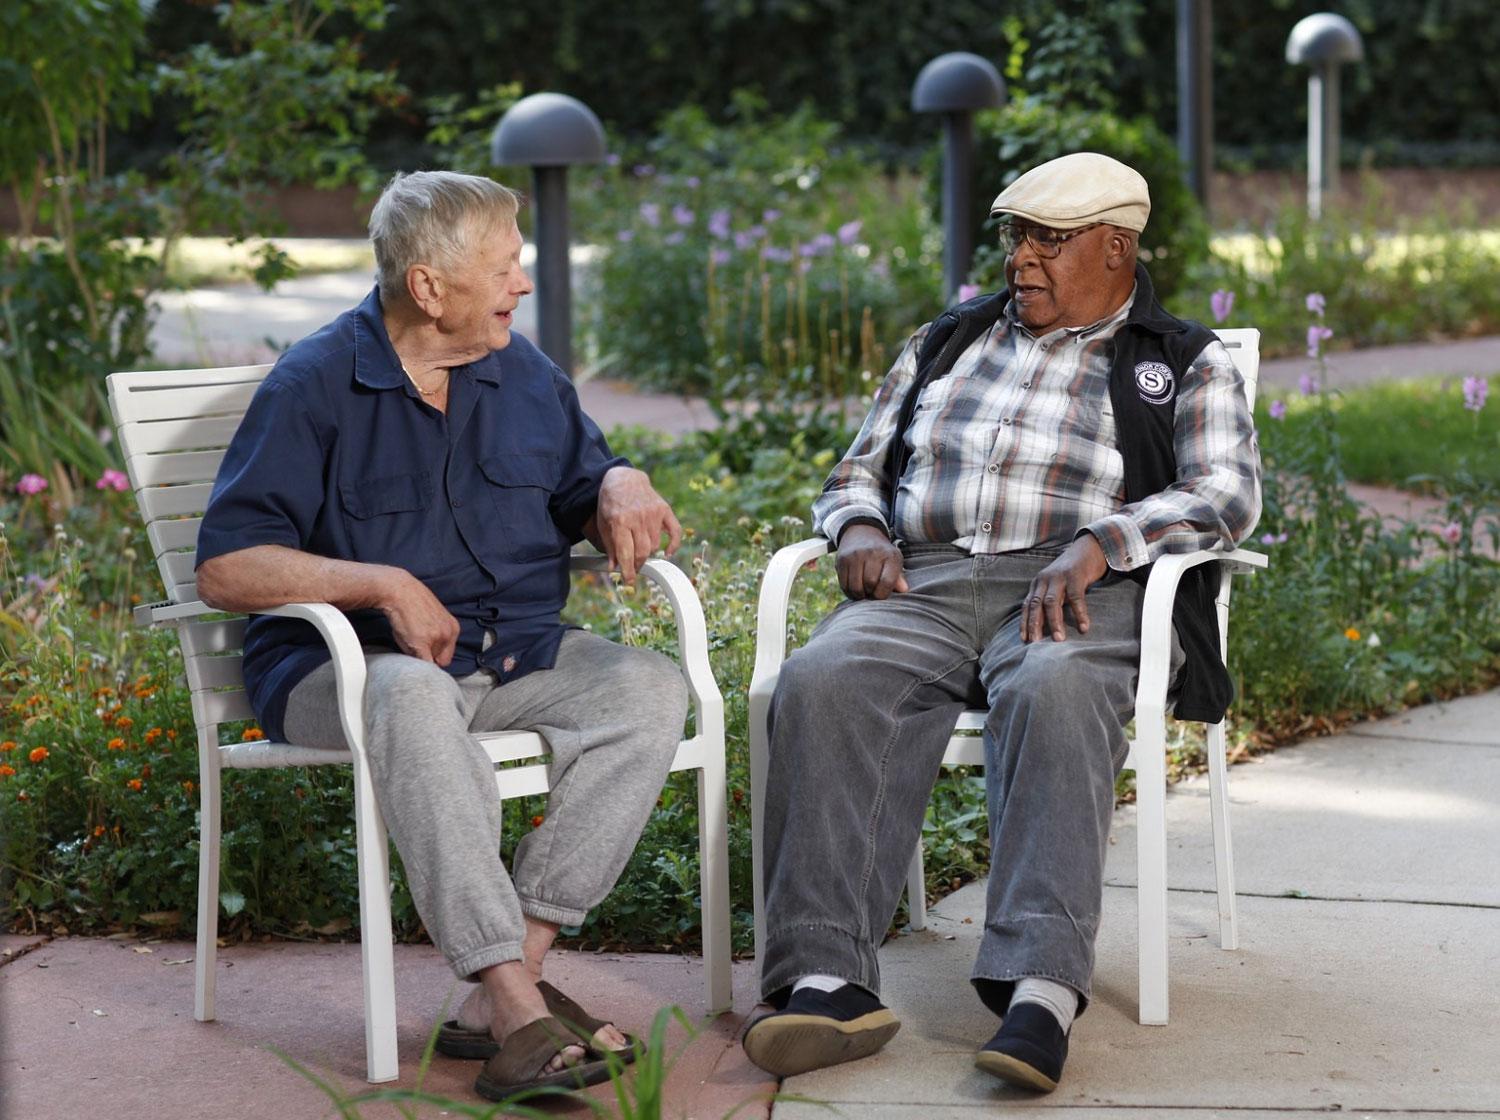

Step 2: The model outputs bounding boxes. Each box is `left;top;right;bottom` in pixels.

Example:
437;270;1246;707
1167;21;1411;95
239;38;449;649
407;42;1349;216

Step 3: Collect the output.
590;466;682;582
1021;534;1110;643
836;524;908;601
377;567;461;666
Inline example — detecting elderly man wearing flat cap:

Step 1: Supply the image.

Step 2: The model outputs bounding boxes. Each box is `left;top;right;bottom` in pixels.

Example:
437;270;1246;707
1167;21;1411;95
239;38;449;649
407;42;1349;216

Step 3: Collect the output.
744;152;1261;1091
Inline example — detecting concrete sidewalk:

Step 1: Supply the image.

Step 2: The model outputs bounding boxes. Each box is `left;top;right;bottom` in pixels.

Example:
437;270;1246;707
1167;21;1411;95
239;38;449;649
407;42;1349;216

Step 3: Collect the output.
773;688;1500;1119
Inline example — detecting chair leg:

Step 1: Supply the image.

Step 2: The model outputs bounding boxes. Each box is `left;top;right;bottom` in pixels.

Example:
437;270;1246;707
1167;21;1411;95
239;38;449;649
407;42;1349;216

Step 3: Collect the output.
697;756;733;1014
1205;721;1239;951
905;841;928;931
747;690;772;971
350;754;399;1084
1134;721;1169;1026
194;729;221;1023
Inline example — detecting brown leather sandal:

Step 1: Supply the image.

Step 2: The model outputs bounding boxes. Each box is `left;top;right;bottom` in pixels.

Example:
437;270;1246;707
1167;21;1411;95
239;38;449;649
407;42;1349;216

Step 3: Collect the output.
436;982;642;1062
472;1015;611;1101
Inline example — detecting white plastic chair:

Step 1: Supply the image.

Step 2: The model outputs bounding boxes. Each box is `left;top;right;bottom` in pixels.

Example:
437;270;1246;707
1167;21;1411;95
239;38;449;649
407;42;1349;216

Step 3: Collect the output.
748;328;1266;1026
107;364;732;1083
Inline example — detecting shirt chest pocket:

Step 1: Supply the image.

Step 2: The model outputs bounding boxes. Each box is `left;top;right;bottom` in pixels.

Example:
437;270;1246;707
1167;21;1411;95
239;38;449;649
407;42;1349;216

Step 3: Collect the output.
479;452;563;561
338;471;434;567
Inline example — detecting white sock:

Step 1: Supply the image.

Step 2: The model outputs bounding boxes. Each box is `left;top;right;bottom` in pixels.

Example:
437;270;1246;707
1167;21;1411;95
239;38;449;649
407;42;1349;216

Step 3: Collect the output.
1009;977;1078;1034
792;973;847;994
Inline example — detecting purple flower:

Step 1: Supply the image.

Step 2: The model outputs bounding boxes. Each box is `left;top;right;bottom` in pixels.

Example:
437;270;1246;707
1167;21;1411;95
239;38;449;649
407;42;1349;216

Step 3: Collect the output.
16;473;47;496
1258;531;1289;546
605;153;621;167
1439;521;1462;545
664;231;686;246
1268;399;1287;421
761;246;794;264
797;259;813;274
957;283;981;303
638;203;660;228
632;164;655;178
95;468;129;492
837;219;863;246
1306;324;1334;358
733;230;756;251
762;208;782;223
799;232;835;257
1210;288;1235;323
1305;292;1326;316
671;204;694;227
685;176;701;189
1299;371;1320;396
1462;375;1488;412
710;248;731;267
616;229;635;243
708;209;732;239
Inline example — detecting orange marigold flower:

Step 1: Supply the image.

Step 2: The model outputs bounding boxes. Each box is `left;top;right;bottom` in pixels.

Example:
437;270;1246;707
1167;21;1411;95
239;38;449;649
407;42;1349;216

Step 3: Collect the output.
25;695;43;707
530;814;545;828
144;727;162;744
28;747;48;763
1344;627;1361;641
0;764;15;778
166;730;178;740
114;716;134;731
93;825;106;837
0;741;15;752
241;727;266;742
140;764;152;779
126;778;143;792
134;686;156;699
107;738;126;751
182;780;196;795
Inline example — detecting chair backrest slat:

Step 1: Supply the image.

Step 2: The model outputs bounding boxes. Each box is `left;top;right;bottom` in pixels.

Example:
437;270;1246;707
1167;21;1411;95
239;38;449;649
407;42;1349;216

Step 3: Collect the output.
126;448;228;489
116;414;244;458
185;652;248;692
192;688;256;727
1213;327;1260;410
178;617;248;659
147;517;202;557
137;482;215;523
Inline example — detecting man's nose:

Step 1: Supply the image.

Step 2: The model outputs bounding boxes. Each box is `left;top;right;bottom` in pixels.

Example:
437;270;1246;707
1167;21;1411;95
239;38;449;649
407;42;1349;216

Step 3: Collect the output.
515;266;534;295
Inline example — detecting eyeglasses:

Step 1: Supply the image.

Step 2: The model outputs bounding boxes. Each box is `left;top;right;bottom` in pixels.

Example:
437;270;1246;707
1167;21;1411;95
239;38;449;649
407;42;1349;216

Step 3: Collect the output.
998;222;1099;259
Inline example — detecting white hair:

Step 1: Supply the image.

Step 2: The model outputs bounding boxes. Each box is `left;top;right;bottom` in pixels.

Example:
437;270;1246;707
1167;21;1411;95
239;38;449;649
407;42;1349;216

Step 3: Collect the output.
368;171;522;302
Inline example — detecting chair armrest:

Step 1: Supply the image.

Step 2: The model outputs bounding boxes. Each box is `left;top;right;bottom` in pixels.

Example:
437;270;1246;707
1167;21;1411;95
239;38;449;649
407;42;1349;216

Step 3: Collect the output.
1136;547;1269;723
749;536;833;700
134;599;220;627
257;602;369;760
568;550;724;742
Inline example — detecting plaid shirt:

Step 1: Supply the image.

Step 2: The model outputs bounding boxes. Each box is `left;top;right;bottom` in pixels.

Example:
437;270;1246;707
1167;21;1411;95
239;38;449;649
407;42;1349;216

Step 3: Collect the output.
814;292;1262;572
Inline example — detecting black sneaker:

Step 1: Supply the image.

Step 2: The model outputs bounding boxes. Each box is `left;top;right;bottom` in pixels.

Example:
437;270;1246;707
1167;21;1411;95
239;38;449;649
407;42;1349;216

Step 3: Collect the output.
973;1001;1069;1092
743;983;901;1077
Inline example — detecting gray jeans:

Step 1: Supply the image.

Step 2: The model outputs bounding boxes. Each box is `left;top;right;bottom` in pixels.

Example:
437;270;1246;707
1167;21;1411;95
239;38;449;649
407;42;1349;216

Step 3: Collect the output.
283;629;688;981
759;545;1181;1012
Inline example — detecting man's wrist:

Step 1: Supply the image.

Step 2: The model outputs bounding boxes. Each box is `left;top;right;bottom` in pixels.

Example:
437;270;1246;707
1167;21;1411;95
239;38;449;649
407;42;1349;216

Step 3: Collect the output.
836;516;891;547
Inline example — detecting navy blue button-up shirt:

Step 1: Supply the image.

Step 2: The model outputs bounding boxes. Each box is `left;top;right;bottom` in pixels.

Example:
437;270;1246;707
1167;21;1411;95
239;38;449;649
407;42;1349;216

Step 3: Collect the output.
195;288;628;740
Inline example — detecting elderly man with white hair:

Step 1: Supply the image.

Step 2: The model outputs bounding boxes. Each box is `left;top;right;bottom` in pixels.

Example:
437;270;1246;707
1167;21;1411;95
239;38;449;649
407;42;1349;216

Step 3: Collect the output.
195;171;684;1100
744;152;1261;1092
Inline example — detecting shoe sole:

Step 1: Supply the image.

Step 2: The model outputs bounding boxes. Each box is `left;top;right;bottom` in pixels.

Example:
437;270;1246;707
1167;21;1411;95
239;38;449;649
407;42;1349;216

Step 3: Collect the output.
743;1009;901;1076
973;1048;1058;1093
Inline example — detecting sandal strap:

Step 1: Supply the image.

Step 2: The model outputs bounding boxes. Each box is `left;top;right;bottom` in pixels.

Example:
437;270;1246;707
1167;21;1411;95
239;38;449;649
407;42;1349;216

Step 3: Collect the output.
480;1015;586;1084
536;981;610;1035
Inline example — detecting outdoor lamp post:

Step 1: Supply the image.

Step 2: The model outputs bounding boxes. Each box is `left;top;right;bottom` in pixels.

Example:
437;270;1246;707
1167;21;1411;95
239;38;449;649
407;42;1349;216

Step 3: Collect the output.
1285;13;1365;220
911;52;1006;304
490;92;607;375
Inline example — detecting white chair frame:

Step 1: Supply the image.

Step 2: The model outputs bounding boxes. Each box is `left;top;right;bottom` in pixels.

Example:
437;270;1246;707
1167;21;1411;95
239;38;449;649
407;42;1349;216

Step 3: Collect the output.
747;328;1267;1026
107;364;732;1083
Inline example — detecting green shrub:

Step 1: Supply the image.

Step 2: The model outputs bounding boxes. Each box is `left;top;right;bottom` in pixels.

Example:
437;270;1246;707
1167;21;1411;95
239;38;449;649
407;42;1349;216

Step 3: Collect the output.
964;99;1211;301
584;95;943;397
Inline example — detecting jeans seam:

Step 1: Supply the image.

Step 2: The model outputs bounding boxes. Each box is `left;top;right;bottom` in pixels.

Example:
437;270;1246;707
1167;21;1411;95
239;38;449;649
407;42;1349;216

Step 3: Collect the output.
856;649;973;940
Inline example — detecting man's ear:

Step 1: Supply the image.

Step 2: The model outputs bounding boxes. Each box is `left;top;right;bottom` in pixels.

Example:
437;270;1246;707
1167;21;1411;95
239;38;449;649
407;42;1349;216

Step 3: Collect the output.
1104;228;1136;270
406;263;444;316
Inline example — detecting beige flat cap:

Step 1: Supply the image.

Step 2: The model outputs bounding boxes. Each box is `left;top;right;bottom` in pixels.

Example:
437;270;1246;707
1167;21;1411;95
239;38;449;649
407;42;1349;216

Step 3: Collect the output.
989;152;1150;232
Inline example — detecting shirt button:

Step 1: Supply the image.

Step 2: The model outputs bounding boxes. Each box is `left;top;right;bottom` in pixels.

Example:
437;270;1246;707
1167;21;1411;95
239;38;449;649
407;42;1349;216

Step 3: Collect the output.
987;463;999;474
1001;417;1012;426
1021;381;1031;389
451;497;462;507
980;521;993;533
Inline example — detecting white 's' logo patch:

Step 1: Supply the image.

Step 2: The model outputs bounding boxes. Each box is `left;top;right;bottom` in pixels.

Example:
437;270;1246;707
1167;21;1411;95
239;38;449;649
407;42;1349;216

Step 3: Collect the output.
1134;361;1175;405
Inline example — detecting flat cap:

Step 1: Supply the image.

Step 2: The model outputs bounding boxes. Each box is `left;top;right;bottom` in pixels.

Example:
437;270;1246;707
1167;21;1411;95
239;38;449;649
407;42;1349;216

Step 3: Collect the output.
990;152;1150;232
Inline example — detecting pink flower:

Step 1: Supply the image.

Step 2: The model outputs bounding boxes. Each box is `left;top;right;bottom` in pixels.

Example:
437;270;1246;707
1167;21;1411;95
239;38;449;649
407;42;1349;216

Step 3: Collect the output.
16;474;47;496
1299;372;1319;396
837;219;863;246
957;283;981;303
1439;521;1462;545
1305;292;1326;315
1462;376;1488;412
1258;531;1289;546
1306;324;1334;358
95;468;129;492
1210;289;1235;323
1268;399;1287;420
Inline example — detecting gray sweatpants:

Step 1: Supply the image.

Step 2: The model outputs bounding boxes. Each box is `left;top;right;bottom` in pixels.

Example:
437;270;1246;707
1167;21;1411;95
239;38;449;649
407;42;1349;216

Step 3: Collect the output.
759;545;1182;1012
283;629;688;981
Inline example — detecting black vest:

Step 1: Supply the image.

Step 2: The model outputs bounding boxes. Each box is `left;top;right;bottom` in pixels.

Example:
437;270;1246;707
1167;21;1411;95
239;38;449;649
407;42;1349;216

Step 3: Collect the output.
885;263;1233;723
